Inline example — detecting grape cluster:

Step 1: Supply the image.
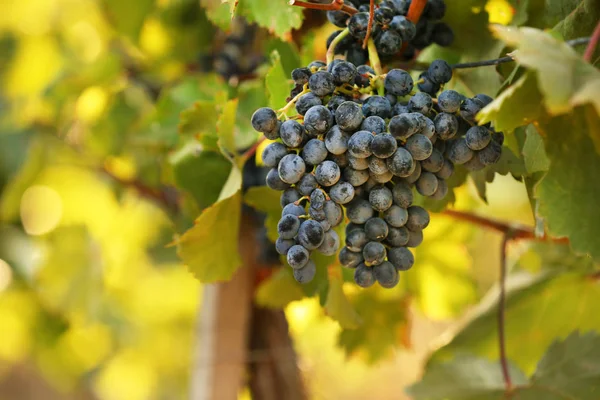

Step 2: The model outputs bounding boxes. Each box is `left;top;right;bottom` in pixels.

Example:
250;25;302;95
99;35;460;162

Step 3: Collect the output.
326;0;453;65
251;58;502;288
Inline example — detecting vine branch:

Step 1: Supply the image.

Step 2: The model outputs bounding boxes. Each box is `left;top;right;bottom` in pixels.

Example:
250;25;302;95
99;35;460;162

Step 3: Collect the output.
362;0;376;49
406;0;427;23
584;20;600;62
289;0;357;15
498;234;512;391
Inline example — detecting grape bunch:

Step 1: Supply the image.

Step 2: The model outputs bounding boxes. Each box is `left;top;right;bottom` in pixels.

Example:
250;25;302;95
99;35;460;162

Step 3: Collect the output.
326;0;453;65
251;58;502;288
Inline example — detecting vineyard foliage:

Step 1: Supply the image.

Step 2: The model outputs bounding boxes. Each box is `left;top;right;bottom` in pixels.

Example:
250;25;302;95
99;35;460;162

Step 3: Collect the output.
0;0;599;398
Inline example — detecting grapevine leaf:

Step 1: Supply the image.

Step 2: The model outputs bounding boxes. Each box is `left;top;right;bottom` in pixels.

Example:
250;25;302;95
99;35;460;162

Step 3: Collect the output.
104;0;154;40
218;165;242;202
216;98;239;161
430;269;600;374
407;355;527;400
324;276;362;330
200;0;232;31
243;0;303;40
265;51;293;111
491;26;600;115
244;186;281;242
255;268;305;308
522;125;550;174
225;0;239;16
553;0;600;43
176;190;242;283
535;107;600;261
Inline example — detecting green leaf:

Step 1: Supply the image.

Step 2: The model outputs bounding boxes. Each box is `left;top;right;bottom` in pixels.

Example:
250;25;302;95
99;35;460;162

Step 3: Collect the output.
104;0;154;41
324;276;362;329
522;125;550;174
176;191;242;282
535;108;600;261
255;268;305;308
491;26;600;115
200;0;232;31
553;0;600;42
244;186;281;242
265;51;293;111
408;355;527;400
216;98;239;160
218;165;242;202
243;0;303;40
431;270;600;374
265;38;301;77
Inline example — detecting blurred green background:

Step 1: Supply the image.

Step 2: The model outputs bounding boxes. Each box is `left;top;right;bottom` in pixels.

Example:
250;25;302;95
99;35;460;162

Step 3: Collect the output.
0;0;544;399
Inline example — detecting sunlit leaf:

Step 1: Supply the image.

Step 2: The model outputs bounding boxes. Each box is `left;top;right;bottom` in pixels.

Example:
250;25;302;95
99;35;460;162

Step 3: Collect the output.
256;268;305;308
324;276;362;330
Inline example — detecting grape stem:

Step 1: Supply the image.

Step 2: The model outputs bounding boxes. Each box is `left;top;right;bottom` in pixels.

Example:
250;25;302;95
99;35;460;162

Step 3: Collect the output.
367;37;383;75
406;0;428;23
327;28;350;65
277;86;310;117
584;20;600;62
362;0;376;49
288;0;357;15
498;234;512;391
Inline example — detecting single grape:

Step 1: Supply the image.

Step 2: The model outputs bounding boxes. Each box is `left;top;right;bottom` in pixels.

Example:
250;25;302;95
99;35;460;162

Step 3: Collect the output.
492;131;505;145
384;0;410;15
417;72;441;96
361;116;387;134
324;200;344;227
304;105;333;137
384;69;414;97
330;181;355;205
460;98;482;124
464;154;486;171
465;126;492;151
277;214;301;239
434;112;458;140
280;188;301;207
296;92;322;115
370;133;398;159
430;178;448;200
348;12;370;41
436;159;454;179
327;10;350;28
301;138;328;166
262;142;288;168
421;116;436;140
363;241;387;266
368;156;389;175
389;114;418;140
355;64;375;88
346;228;369;252
346;46;369;66
421;148;444;173
438;90;462;113
428;59;452;84
309;206;326;221
374;261;400;288
293;259;317;283
447;138;474;165
348;130;374;159
251;107;278;133
308;71;335;97
354;263;375;288
475;93;493;107
266;168;291;191
408;92;433;114
297;220;325;250
386;93;398;106
310;189;326;210
275;237;295;255
315;160;341;187
278;154;306;184
297;173;318;196
384;205;408;227
348;155;369;170
374;6;395;24
365;217;389;241
339;247;364;269
327;94;350;112
332;61;358;85
406;229;423;247
327;59;344;73
387;148;415;177
478;141;502;165
287;245;310;269
404;158;422;184
388;247;414;271
335;101;364;131
386;226;410;247
292;67;311;85
415;172;439;197
279;120;305;148
282;203;305;217
362;96;392;119
318;229;340;256
372;170;394;184
346;198;375;224
375;30;403;56
369;186;393;212
325;126;349;155
343;167;370;186
389;15;416;41
424;0;447;19
406;206;430;231
432;22;454;46
406;134;433;161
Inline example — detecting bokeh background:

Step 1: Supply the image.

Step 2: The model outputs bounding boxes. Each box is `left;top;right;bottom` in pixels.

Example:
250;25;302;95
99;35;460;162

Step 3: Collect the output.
0;0;538;399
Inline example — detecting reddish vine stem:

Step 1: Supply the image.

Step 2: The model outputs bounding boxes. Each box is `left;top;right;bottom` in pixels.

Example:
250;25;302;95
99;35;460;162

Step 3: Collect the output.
441;209;569;243
241;136;267;162
289;0;358;15
583;20;600;62
362;0;376;49
499;234;512;391
406;0;428;23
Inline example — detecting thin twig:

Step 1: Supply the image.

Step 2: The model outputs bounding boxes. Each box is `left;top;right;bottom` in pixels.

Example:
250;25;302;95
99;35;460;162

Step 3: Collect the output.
584;21;600;62
327;28;350;65
289;0;357;15
362;0;376;49
498;234;512;391
440;209;569;243
406;0;427;23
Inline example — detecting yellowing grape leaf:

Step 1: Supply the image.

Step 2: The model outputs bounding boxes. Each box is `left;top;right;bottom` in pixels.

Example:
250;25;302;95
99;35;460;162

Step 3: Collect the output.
243;0;303;40
243;186;281;242
176;191;242;282
265;51;293;111
216;98;239;161
325;277;362;330
255;269;305;308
